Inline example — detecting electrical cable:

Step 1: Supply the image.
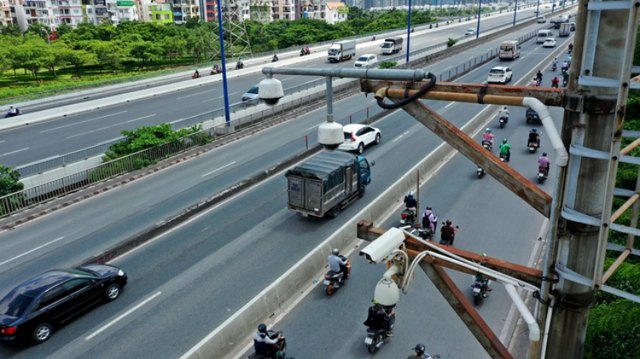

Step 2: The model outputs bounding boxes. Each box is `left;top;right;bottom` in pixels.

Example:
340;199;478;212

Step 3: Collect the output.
375;72;437;109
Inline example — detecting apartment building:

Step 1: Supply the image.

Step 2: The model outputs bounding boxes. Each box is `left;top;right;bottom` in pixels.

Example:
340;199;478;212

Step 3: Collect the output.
249;0;272;22
1;0;19;27
301;1;346;24
271;0;294;20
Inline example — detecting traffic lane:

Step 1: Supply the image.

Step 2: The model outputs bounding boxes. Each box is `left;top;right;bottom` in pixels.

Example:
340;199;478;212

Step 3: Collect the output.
0;93;379;283
252;107;565;359
6;94;475;358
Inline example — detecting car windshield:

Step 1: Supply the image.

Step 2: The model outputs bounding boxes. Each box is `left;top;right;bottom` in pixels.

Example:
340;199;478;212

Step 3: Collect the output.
0;292;35;317
500;46;513;51
247;86;259;94
381;43;392;48
357;56;369;62
489;69;505;75
328;49;338;55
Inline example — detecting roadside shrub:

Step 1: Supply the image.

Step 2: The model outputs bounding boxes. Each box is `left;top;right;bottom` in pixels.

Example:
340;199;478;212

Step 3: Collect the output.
447;38;458;47
378;61;397;69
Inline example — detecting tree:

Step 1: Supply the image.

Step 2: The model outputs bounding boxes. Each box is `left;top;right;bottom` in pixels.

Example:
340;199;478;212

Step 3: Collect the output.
55;23;74;38
348;6;363;20
62;48;97;72
160;36;187;63
0;165;24;197
127;37;163;66
0;24;22;37
89;40;127;73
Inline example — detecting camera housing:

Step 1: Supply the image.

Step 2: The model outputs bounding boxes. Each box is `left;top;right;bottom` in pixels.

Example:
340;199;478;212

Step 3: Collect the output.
258;77;284;106
317;121;344;150
359;227;405;264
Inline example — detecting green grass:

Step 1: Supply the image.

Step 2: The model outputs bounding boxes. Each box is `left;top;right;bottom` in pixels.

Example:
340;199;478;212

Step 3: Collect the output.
0;56;206;105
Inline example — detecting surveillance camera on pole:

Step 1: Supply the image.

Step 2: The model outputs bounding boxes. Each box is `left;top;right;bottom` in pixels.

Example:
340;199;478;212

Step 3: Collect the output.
359;228;405;264
258;77;284;106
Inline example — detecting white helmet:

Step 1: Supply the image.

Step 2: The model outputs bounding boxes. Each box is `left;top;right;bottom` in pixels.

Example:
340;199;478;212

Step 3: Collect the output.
408;191;413;196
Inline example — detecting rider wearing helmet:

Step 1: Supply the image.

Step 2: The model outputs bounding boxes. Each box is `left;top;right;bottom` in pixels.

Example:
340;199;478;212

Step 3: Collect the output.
404;190;417;211
473;253;493;293
328;248;348;282
538;152;551;175
499;138;512;162
483;128;494;145
408;343;435;358
498;106;510;124
421;206;438;235
253;323;281;357
552;57;558;66
528;128;541;148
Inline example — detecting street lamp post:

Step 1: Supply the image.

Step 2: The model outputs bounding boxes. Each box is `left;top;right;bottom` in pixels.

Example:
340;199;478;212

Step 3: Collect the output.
406;0;413;63
536;0;540;17
216;0;231;125
475;0;482;39
513;0;518;26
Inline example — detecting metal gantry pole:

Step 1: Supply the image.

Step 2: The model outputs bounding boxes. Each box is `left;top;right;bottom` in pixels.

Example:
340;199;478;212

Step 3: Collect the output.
544;0;640;358
216;0;232;125
476;0;482;39
513;0;518;27
406;0;413;63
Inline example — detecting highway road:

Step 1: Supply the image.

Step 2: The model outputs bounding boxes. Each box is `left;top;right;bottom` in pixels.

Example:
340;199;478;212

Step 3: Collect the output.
0;5;566;170
0;14;573;357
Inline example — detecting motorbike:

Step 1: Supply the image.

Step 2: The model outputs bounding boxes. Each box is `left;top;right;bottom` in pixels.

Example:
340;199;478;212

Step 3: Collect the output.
563;78;568;87
477;166;485;178
551;81;559;88
364;308;395;353
499;153;508;162
471;279;489;305
300;48;311;56
4;110;20;118
438;222;459;245
372;36;376;41
568;47;573;54
248;330;287;359
499;116;507;128
272;55;279;62
552;63;557;71
236;61;244;70
482;140;493;151
324;255;350;295
418;216;437;240
537;166;549;183
528;136;541;153
400;208;416;227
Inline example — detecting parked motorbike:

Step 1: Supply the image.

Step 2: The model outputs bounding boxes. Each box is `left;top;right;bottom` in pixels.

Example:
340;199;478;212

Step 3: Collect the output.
324;255;350;296
400;208;416;226
499;116;507;128
471;278;489;306
364;308;395;353
537;166;549;183
247;330;287;359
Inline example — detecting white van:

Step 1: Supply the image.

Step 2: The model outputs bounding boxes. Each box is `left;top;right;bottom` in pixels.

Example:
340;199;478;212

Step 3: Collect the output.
536;30;553;44
499;40;521;60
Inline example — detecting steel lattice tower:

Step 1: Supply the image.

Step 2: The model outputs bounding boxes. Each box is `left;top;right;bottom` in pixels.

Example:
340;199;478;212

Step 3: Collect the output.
212;0;252;60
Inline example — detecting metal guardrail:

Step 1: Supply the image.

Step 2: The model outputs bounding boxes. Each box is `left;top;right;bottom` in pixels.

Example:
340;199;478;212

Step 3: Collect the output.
0;80;361;218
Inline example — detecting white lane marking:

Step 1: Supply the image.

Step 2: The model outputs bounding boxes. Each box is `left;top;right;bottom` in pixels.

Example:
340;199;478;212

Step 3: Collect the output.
0;147;29;157
445;102;455;108
303;79;317;84
0;237;64;266
67;114;156;139
85;291;162;340
280;76;296;81
307;124;321;131
202;161;236;177
393;131;410;142
40;111;128;133
202;92;239;103
177;89;217;100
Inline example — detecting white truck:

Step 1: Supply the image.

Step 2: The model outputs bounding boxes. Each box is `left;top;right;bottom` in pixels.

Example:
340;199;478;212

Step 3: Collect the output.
558;23;571;37
381;37;403;55
550;14;569;29
328;40;356;63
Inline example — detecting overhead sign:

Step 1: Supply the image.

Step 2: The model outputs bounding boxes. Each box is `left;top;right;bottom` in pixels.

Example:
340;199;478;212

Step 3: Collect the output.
116;0;134;6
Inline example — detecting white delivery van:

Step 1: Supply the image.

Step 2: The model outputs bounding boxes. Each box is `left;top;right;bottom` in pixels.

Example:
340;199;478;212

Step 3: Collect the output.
499;40;520;60
536;30;553;44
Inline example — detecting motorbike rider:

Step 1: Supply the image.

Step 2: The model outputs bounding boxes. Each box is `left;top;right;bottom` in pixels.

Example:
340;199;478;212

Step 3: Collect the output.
499;139;512;162
498;106;510;124
552;57;558;69
363;299;394;337
528;128;541;148
253;323;282;357
440;220;457;247
566;55;572;66
6;106;19;117
474;253;493;292
535;70;543;83
272;53;278;62
328;248;348;282
404;190;417;213
237;57;244;69
408;343;435;359
193;69;199;78
561;60;569;72
562;69;569;85
482;128;494;146
568;42;574;52
538;152;551;176
551;76;560;88
530;77;539;87
421;206;438;235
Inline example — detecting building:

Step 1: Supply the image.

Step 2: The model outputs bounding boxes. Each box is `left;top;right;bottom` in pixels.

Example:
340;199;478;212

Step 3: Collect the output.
271;0;294;20
301;1;346;24
1;0;23;27
249;0;272;21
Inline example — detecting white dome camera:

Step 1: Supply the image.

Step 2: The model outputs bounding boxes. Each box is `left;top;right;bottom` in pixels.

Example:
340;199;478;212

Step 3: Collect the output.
318;121;344;151
258;77;284;106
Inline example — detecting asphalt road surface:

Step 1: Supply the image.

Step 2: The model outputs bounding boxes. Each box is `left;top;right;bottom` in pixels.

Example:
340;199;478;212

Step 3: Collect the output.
0;9;572;359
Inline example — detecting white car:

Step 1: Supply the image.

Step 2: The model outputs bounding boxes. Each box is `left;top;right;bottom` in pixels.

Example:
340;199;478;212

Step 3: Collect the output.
338;124;381;154
537;16;546;23
241;85;260;105
487;66;513;84
354;54;378;68
543;38;557;48
465;28;475;36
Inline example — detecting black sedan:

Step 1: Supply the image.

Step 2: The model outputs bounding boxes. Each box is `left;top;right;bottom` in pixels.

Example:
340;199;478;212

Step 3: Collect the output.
0;264;127;344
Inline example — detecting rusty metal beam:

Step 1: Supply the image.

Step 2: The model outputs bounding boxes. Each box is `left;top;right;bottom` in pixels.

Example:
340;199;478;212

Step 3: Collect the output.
602;249;631;284
357;221;544;287
610;193;640;223
395;99;552;217
419;262;513;359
